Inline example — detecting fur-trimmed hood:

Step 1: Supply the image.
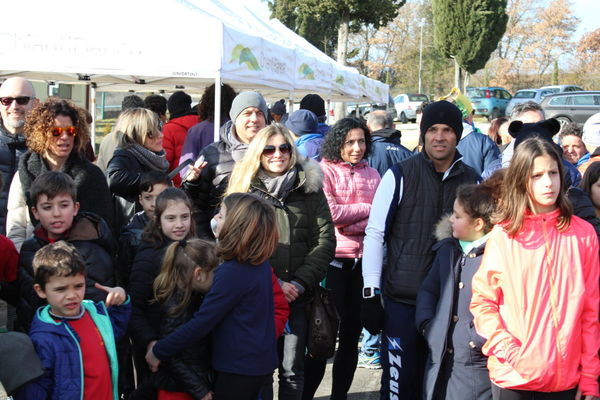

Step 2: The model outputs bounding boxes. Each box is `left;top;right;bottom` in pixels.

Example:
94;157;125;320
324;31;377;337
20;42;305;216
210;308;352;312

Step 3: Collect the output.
297;155;323;194
434;213;453;242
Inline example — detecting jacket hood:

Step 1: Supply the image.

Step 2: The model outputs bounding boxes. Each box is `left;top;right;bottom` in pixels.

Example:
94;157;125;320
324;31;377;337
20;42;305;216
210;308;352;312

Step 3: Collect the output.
219;120;234;145
295;133;324;147
166;114;198;128
69;212;116;253
297;156;323;194
29;300;98;336
371;127;401;139
434;214;453;241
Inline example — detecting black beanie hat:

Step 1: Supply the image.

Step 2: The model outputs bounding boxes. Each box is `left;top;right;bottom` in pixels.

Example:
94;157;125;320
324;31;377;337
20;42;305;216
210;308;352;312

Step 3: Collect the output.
167;91;193;119
271;99;286;116
300;94;326;118
419;100;464;142
509;118;560;150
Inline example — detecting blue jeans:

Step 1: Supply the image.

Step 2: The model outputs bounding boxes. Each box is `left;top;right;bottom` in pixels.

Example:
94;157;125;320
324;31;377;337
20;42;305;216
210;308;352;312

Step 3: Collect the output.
277;301;308;400
360;329;380;355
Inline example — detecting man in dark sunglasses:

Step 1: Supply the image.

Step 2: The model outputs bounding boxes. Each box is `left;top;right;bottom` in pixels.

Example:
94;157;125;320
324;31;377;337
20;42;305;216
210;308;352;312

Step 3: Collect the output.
0;77;37;236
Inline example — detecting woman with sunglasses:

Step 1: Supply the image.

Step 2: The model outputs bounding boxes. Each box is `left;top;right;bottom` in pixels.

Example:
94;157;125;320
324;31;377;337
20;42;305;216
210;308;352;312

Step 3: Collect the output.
302;117;381;400
6;97;112;251
107;107;172;232
225;123;335;400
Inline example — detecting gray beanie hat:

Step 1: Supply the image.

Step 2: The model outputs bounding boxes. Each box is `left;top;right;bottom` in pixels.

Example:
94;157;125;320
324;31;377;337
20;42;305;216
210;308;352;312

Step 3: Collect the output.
229;91;268;122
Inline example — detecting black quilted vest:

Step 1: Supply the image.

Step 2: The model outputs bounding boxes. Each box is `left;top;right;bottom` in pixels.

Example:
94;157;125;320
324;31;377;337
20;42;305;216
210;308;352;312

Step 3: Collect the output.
383;152;479;304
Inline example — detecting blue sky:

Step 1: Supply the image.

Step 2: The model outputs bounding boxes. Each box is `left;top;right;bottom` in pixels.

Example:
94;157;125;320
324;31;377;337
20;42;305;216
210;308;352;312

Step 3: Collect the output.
572;0;600;39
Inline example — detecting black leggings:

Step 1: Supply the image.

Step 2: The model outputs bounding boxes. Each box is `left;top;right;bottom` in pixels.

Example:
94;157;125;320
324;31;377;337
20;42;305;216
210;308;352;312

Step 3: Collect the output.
492;384;577;400
214;372;271;400
302;260;363;400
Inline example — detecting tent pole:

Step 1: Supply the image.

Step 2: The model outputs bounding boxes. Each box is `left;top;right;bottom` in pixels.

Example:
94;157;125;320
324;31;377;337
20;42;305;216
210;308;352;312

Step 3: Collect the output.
288;92;294;114
214;76;221;143
89;84;96;153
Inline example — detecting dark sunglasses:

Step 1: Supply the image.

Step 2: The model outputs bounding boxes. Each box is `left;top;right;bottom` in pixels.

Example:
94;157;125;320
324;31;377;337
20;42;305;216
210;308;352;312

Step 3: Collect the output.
0;96;32;106
263;143;291;156
51;126;77;137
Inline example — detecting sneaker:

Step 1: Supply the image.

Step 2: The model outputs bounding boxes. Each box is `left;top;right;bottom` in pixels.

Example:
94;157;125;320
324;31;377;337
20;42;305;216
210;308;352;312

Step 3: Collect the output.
357;351;381;369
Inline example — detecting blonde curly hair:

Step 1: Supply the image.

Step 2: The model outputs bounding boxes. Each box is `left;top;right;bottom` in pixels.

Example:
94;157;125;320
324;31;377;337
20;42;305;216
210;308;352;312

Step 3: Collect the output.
24;97;90;155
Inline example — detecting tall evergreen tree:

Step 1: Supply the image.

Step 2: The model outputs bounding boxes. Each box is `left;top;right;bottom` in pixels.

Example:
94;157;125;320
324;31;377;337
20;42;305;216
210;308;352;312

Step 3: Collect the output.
432;0;508;89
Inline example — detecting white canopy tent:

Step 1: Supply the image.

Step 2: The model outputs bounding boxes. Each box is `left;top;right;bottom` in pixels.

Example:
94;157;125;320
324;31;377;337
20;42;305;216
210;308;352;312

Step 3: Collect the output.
1;0;389;141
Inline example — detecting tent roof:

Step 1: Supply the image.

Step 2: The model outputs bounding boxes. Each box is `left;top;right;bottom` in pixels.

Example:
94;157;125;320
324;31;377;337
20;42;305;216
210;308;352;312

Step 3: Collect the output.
0;0;388;102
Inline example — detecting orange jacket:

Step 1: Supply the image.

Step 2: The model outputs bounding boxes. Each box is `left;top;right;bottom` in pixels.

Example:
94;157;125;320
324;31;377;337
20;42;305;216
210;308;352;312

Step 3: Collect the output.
470;209;600;396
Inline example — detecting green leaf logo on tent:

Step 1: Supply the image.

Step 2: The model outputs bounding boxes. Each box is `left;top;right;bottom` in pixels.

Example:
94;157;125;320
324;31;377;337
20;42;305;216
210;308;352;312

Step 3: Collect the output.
376;87;381;96
335;75;344;85
230;44;261;71
359;79;366;89
298;63;315;80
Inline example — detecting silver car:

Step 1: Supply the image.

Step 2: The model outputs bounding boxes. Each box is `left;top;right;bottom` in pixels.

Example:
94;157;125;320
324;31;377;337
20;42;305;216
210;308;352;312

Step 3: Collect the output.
505;88;554;116
541;91;600;128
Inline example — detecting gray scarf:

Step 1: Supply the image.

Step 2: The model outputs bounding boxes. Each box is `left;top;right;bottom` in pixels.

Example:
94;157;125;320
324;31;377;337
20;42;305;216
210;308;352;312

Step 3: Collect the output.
258;166;298;201
128;143;170;172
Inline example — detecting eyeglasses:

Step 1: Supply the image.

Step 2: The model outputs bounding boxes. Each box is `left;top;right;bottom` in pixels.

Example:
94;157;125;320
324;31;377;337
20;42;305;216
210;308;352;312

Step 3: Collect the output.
51;126;77;137
262;143;291;156
0;96;32;106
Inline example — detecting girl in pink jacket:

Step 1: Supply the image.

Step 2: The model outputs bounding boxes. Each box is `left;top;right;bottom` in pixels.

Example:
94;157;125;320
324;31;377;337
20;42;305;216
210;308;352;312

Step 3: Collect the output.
303;117;381;400
470;136;600;400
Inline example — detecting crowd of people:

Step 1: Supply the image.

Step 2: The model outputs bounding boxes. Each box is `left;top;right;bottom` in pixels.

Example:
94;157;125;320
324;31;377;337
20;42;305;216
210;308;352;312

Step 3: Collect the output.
0;75;599;400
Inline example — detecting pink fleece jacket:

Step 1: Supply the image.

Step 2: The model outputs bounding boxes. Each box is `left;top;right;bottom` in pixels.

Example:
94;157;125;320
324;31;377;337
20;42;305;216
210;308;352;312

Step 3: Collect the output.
320;159;380;259
470;209;600;396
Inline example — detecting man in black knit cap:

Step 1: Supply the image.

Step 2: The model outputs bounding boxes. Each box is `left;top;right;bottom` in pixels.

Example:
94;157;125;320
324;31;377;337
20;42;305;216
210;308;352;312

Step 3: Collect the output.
361;100;480;400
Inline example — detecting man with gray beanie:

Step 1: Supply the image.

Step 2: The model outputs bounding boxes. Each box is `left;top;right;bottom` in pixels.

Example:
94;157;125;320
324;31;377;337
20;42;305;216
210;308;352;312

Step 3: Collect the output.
360;100;479;399
183;91;268;238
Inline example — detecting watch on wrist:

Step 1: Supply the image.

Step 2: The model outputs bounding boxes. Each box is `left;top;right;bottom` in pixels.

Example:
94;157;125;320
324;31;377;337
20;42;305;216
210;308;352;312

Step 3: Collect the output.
363;287;381;299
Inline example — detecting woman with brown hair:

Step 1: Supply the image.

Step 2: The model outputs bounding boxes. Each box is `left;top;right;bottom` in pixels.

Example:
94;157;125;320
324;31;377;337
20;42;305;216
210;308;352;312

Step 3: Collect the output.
6;97;112;250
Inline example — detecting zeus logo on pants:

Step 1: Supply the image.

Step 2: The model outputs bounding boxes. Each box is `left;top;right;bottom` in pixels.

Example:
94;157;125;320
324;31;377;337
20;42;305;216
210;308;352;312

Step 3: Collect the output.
387;336;403;400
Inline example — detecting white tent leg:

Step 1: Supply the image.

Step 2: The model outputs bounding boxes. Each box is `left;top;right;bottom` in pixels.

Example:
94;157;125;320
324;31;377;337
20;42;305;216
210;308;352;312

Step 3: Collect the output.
214;76;221;143
89;84;96;153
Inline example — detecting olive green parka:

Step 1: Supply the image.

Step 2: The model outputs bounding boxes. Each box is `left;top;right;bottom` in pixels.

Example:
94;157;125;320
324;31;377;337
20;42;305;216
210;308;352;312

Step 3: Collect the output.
250;157;335;297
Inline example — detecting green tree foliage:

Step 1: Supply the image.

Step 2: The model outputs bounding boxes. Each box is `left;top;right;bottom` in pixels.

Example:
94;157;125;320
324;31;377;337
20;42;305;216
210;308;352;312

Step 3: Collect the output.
269;0;405;60
432;0;508;74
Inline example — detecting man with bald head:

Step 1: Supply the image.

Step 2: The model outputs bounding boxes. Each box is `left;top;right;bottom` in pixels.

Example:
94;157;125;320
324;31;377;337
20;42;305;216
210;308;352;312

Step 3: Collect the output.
0;77;37;235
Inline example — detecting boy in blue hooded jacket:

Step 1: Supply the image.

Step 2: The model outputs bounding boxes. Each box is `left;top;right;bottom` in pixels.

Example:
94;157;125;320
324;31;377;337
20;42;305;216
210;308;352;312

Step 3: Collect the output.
15;241;131;400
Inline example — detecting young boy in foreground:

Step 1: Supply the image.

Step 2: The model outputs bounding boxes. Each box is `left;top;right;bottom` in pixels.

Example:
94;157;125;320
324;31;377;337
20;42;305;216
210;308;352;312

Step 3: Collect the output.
14;241;131;400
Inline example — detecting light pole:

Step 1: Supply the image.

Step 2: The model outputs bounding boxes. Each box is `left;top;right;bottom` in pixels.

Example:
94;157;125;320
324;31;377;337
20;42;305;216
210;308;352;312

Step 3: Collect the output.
418;18;425;94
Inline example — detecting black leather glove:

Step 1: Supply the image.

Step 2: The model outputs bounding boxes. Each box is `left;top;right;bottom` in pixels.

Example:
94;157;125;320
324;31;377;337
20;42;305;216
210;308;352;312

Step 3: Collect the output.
361;294;384;335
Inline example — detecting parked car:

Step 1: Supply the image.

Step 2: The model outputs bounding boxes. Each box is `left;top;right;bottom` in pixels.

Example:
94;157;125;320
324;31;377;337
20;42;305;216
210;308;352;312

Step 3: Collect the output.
393;93;429;123
346;95;398;120
540;91;600;128
505;88;555;116
540;84;584;94
468;87;512;120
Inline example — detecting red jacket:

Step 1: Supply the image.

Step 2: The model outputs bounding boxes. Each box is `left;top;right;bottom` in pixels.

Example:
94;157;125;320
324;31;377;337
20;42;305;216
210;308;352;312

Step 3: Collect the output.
162;114;199;187
471;209;600;396
320;159;380;258
272;271;290;337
